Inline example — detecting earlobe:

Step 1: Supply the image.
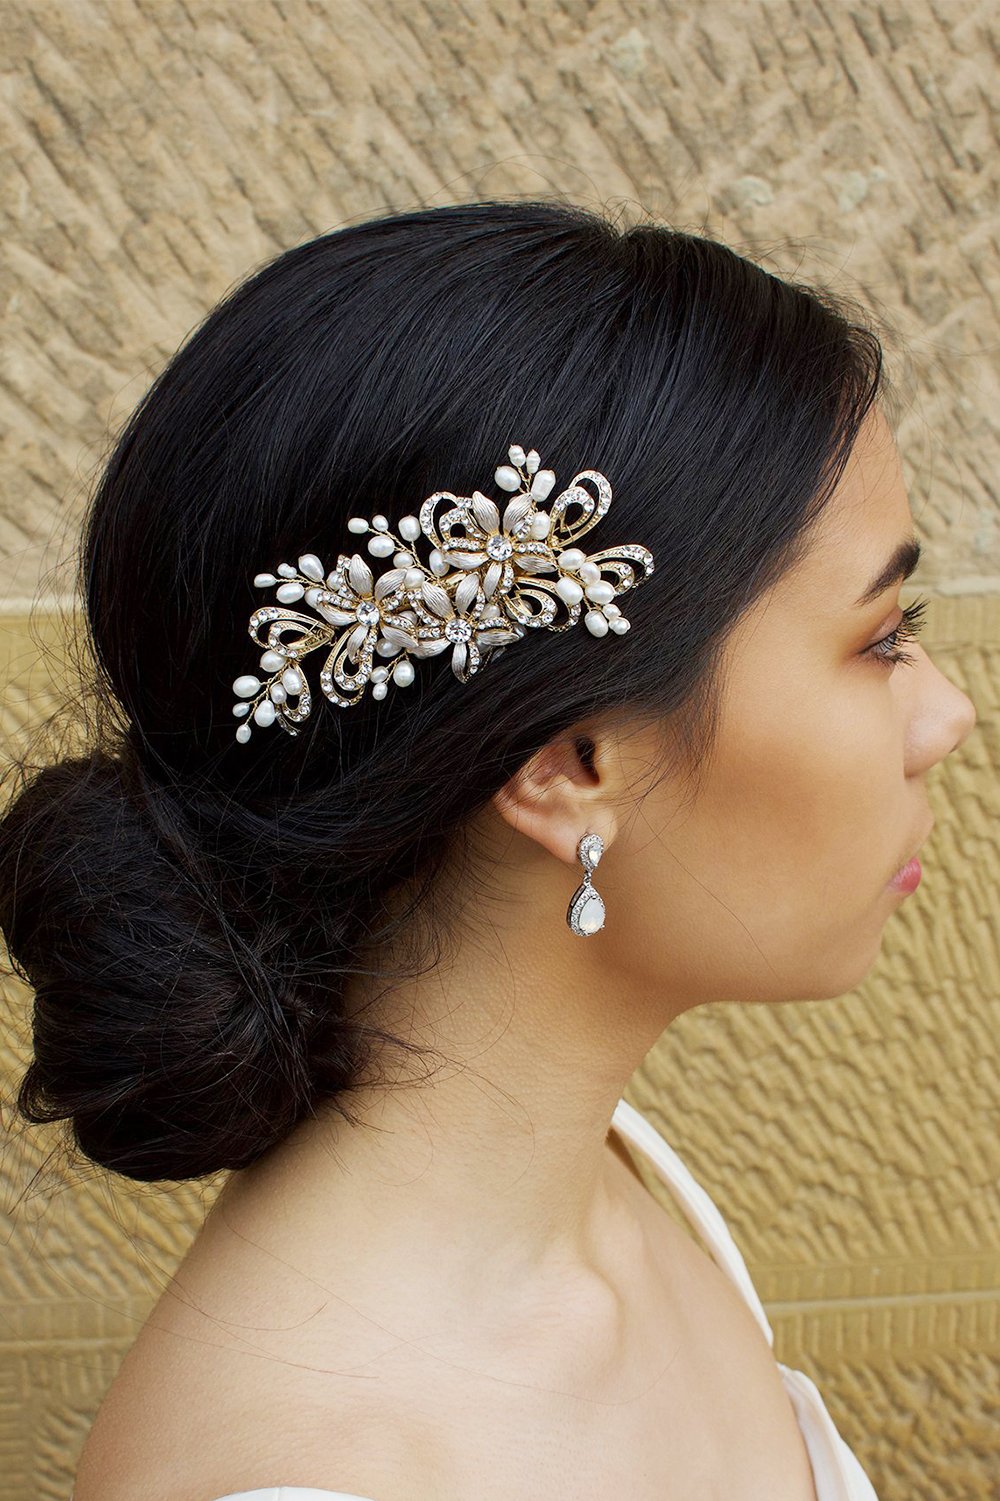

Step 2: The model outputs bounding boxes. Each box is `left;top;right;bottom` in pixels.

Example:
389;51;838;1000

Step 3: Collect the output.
491;733;619;869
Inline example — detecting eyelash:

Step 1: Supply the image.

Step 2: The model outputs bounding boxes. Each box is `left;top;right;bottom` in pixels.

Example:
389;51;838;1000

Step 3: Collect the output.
865;596;929;668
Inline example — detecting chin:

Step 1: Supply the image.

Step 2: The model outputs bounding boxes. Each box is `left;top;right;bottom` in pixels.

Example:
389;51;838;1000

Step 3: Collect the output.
823;927;891;998
781;920;891;1003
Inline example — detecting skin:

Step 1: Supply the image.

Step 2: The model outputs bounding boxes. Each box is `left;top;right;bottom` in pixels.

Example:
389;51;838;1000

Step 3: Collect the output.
252;401;975;1310
74;401;978;1498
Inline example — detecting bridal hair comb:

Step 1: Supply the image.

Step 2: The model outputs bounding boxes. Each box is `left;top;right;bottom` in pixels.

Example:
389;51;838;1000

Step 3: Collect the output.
230;443;654;743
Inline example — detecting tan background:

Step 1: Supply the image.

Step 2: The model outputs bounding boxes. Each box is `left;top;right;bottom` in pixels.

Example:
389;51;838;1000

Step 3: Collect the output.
1;2;998;1498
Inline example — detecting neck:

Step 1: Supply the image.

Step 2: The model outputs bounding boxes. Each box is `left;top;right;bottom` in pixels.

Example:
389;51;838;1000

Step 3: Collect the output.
217;831;689;1361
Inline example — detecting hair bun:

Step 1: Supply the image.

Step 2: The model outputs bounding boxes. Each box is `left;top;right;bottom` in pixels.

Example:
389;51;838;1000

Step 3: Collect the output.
0;748;354;1182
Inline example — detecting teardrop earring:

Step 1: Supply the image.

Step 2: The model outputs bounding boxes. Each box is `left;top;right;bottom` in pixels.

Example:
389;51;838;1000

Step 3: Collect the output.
566;832;606;935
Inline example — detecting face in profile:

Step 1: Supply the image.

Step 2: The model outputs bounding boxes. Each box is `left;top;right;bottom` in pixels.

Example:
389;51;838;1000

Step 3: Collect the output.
591;403;978;1011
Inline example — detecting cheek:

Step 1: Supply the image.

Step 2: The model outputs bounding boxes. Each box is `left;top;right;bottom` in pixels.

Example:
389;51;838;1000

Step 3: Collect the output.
600;695;908;1012
632;667;901;902
606;680;902;1004
714;672;901;877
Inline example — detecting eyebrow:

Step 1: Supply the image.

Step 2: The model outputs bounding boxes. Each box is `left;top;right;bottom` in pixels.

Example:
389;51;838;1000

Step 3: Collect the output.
853;536;922;608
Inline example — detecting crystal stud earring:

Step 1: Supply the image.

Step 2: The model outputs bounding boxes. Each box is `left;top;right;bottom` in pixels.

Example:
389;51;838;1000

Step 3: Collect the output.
566;832;606;936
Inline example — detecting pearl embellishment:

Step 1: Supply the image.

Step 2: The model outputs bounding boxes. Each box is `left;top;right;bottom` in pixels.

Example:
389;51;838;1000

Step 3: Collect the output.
232;441;653;744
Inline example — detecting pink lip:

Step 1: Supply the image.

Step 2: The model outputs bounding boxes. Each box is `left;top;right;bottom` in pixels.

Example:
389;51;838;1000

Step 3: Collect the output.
888;856;922;893
888;821;934;893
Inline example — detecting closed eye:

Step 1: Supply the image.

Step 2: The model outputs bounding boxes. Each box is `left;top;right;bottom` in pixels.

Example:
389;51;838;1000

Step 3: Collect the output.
864;596;928;667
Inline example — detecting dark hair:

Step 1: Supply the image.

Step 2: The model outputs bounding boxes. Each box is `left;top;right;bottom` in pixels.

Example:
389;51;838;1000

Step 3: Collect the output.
0;198;885;1184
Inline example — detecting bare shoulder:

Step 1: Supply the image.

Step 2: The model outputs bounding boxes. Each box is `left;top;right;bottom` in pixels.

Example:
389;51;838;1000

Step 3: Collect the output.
70;1296;320;1501
71;1187;434;1501
74;1143;817;1501
71;1288;438;1501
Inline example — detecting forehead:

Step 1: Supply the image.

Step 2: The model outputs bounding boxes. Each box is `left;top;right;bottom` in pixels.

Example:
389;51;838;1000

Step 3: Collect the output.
782;403;916;606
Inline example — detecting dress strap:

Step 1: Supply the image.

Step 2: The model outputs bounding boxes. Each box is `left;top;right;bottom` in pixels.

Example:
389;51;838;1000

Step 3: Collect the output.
609;1098;774;1347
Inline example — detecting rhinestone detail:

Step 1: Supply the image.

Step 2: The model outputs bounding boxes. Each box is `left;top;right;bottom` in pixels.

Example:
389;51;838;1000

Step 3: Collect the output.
231;444;653;743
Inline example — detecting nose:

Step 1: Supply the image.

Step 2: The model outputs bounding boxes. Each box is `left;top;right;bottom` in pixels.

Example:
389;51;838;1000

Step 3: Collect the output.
913;648;977;773
944;672;977;756
949;693;977;755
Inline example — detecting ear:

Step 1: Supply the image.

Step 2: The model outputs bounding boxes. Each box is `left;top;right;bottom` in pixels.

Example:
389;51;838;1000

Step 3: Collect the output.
492;727;621;868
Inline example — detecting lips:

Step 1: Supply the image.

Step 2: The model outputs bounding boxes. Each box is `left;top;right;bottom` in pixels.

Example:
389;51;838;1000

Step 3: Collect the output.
894;821;934;878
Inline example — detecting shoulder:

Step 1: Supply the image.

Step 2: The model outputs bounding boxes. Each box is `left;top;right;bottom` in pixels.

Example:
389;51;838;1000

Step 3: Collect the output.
71;1173;465;1501
68;1272;422;1501
71;1331;427;1501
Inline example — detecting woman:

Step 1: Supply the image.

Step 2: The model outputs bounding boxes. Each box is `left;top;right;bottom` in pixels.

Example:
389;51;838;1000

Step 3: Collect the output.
0;199;976;1501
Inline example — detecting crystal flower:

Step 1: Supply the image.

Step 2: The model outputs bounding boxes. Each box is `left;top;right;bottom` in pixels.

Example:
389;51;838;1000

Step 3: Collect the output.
230;442;654;743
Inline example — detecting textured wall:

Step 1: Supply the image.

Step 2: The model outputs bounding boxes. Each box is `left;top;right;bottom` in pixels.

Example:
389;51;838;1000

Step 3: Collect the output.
1;2;998;1499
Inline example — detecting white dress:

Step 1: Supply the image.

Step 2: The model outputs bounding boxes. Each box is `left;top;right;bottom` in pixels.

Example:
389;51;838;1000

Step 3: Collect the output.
79;1098;883;1501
